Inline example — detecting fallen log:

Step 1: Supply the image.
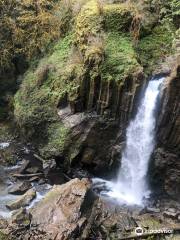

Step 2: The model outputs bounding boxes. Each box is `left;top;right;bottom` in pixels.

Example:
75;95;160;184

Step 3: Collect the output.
12;173;44;178
33;154;45;162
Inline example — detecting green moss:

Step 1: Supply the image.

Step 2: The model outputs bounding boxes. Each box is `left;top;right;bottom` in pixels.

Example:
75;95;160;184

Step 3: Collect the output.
0;232;7;240
103;3;134;33
75;0;103;51
14;34;80;137
101;32;141;82
137;23;175;74
14;32;85;157
39;122;69;159
13;0;177;163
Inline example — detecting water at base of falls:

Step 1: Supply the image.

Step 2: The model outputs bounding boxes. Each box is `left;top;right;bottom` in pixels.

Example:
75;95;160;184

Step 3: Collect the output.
93;77;164;206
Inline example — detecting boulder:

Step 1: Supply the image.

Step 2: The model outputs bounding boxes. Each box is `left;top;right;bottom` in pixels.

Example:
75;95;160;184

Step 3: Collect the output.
17;159;30;174
6;188;36;210
0;218;8;230
25;166;40;174
81;148;95;165
11;208;31;225
8;181;32;195
163;211;178;220
146;207;161;214
150;148;180;198
31;178;92;240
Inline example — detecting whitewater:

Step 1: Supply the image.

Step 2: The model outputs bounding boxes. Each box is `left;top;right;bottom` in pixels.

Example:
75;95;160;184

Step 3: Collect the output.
93;77;164;205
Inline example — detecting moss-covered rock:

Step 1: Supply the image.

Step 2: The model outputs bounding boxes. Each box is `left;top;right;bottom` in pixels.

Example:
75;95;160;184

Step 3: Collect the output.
137;23;175;74
13;0;177;166
103;3;134;32
14;34;76;135
39;122;69;159
75;0;103;52
101;32;140;82
0;232;7;240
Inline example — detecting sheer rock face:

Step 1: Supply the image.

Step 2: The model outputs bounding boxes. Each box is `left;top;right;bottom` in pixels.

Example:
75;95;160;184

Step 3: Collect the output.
58;69;144;173
31;178;92;240
150;57;180;199
157;58;180;153
150;148;180;198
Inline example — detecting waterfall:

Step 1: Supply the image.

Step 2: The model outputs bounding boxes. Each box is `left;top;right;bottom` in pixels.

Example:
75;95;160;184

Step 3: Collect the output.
93;77;164;205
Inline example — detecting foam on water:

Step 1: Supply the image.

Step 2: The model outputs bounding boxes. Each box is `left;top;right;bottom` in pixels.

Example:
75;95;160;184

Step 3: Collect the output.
0;142;10;149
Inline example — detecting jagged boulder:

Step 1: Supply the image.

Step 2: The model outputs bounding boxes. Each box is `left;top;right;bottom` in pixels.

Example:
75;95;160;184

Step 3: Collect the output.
6;188;36;210
31;178;92;240
8;181;32;195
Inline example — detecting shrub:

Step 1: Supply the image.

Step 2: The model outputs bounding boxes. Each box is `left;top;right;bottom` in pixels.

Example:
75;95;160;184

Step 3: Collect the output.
0;0;74;69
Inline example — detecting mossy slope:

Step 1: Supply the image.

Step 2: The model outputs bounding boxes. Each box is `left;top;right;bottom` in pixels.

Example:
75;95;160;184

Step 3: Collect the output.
14;0;177;160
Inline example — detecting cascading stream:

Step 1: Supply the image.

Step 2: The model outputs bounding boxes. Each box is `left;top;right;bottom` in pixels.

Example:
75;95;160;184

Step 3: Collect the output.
93;77;164;205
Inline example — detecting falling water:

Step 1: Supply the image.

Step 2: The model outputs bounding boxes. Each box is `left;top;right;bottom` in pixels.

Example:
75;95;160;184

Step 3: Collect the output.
93;77;164;205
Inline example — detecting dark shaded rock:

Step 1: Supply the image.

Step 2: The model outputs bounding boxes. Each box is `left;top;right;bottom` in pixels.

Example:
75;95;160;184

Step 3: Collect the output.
43;159;56;176
8;181;32;195
156;58;180;154
81;148;95;165
150;148;180;198
18;159;30;174
26;166;40;174
62;118;121;175
150;58;180;199
55;65;145;174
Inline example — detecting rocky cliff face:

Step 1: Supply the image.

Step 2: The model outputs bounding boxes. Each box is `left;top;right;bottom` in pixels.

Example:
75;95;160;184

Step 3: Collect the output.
150;57;180;199
8;0;179;192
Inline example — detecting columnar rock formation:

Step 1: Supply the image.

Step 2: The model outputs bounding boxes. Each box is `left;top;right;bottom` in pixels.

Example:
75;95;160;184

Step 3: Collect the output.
150;57;180;199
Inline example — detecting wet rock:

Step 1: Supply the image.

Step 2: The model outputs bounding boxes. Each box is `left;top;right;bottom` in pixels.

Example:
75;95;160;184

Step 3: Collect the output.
0;218;8;229
153;58;180;199
11;208;31;225
111;143;124;166
31;178;92;240
26;166;40;174
8;181;32;195
81;148;95;165
63;119;121;174
81;198;137;239
28;176;40;182
6;188;36;210
71;167;90;179
166;208;176;213
146;207;161;214
163;211;178;220
43;159;56;176
58;107;86;128
18;159;30;174
38;178;46;185
150;148;180;198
